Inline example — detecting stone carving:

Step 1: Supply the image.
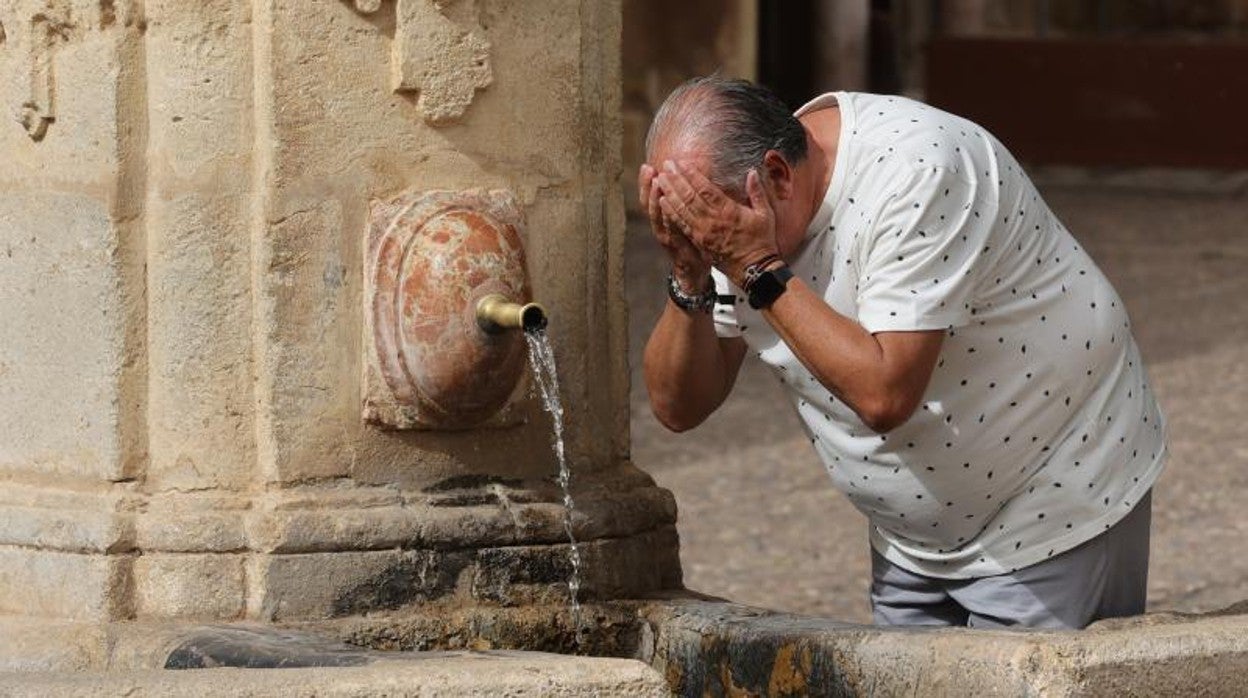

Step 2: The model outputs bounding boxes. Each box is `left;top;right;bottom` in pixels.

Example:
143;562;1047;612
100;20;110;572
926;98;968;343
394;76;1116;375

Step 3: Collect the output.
392;0;492;123
1;1;72;142
363;189;532;430
344;0;492;124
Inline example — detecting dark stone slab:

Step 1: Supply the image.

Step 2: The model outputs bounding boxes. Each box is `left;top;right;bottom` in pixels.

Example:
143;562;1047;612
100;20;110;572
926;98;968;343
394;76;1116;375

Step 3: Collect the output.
635;597;1248;697
165;626;375;669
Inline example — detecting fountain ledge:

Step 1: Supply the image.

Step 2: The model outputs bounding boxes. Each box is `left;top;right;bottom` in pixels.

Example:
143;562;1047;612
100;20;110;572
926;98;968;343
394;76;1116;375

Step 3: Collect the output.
5;596;1248;695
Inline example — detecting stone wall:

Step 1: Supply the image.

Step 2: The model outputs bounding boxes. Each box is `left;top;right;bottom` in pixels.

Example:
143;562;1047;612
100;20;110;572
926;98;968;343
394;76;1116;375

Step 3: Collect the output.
0;0;678;624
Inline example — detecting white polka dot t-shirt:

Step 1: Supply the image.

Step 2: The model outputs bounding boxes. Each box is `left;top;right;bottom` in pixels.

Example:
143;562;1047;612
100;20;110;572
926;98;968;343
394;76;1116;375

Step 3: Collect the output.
711;92;1167;579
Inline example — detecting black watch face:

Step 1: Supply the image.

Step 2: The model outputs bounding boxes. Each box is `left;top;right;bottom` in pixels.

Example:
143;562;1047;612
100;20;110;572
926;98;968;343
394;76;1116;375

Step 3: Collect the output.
748;273;785;309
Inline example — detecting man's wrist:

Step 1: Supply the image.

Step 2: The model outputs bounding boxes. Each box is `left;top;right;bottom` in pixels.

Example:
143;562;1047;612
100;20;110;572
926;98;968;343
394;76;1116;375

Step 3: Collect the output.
667;272;716;313
672;267;713;295
746;264;794;310
737;250;783;290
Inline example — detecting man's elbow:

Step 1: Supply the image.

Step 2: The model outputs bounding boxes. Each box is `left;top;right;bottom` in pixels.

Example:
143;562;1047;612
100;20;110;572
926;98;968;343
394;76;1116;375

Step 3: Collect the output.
649;390;712;432
858;393;921;434
651;403;705;433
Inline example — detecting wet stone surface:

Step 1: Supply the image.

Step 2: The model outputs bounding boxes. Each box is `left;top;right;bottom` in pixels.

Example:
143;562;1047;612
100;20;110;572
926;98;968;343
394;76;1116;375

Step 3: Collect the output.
164;627;375;669
634;597;1248;697
322;603;647;658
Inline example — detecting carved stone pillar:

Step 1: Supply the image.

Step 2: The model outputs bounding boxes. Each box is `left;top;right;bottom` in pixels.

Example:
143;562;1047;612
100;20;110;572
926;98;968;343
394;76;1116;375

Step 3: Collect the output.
0;0;680;632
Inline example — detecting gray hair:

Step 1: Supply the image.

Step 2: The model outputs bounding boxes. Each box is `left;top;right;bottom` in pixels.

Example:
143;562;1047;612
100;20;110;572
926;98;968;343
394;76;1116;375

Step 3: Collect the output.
645;76;808;198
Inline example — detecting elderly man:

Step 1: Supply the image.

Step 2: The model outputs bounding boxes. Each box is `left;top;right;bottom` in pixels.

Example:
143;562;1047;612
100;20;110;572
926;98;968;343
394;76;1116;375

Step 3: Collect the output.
640;76;1167;629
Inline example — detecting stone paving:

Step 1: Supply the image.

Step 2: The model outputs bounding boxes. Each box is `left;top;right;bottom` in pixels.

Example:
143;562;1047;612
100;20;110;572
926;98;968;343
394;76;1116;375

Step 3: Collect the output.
626;176;1248;623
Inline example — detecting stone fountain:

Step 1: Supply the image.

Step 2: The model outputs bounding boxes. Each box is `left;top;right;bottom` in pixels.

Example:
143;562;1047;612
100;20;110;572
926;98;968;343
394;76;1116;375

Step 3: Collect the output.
4;1;1248;695
0;0;676;678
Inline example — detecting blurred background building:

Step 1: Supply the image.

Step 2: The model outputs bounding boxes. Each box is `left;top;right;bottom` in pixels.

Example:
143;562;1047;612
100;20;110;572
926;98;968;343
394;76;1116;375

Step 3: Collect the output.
623;0;1248;212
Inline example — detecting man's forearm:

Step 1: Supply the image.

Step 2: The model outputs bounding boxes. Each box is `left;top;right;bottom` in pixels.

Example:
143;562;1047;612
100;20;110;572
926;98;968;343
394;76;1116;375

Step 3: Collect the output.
761;279;942;432
643;301;737;432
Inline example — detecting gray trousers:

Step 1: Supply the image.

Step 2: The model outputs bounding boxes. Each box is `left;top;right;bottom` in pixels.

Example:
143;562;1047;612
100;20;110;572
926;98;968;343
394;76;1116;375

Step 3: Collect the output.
870;491;1152;629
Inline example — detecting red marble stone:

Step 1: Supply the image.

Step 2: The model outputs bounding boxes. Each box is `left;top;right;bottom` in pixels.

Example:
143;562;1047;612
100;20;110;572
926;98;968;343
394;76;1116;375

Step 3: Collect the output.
364;190;532;429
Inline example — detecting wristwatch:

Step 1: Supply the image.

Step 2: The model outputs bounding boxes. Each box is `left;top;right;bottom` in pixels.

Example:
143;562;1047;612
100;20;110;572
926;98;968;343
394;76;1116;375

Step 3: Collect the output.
746;265;794;309
667;273;717;313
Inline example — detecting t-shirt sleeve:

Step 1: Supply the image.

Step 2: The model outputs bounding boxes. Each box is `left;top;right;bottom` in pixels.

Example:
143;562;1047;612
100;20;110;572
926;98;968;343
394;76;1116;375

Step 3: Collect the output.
710;268;742;338
856;166;991;333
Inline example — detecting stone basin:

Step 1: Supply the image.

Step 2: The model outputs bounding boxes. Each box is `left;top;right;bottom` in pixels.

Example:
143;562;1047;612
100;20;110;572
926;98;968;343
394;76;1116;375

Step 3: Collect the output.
6;597;1248;695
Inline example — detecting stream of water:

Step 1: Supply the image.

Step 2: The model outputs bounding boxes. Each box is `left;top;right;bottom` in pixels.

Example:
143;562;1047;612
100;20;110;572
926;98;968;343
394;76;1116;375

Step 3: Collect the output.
524;329;585;645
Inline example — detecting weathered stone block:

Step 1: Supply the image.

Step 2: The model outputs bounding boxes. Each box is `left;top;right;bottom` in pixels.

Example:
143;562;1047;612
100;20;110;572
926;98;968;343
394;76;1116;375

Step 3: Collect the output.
0;652;672;696
133;554;246;620
135;505;248;554
0;485;132;553
249;525;681;621
0;617;106;672
143;0;257;492
0;548;128;621
250;549;473;621
391;0;493;123
578;527;683;600
0;505;125;554
0;193;130;482
0;5;130;170
145;191;255;492
254;197;357;484
640;599;1248;697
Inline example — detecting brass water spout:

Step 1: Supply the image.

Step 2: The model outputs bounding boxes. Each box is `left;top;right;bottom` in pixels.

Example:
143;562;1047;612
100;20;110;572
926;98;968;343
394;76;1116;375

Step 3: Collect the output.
476;293;548;334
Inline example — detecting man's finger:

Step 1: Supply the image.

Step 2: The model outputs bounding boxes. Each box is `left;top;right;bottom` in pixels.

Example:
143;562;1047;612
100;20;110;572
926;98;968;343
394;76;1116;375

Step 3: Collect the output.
745;168;772;215
658;185;696;229
648;179;667;230
678;161;729;206
658;161;701;209
657;195;690;233
660;197;708;251
638;164;654;211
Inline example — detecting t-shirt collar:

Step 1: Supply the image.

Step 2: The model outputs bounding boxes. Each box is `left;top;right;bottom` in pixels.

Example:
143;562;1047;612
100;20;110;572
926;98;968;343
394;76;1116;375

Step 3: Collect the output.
795;91;852;242
804;191;835;240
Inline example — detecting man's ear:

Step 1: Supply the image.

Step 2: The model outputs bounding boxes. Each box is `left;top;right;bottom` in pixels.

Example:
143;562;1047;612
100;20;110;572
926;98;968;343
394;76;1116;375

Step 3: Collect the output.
761;150;795;201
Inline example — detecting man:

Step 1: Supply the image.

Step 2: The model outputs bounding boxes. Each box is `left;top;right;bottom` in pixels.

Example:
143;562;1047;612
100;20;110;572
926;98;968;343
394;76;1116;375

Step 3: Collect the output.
640;76;1167;629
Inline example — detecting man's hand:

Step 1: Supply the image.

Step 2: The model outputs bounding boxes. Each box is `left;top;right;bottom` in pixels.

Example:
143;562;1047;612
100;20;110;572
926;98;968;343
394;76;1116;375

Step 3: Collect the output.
639;163;711;292
654;160;779;288
641;162;748;432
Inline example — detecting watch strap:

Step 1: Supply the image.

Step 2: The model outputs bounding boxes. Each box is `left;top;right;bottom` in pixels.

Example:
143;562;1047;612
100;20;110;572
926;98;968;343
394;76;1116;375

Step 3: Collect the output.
746;265;794;309
667;273;717;313
742;253;782;289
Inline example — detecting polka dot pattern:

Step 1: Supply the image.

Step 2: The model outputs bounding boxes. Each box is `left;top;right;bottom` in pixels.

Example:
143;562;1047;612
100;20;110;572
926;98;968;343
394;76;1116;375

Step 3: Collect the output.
710;92;1168;580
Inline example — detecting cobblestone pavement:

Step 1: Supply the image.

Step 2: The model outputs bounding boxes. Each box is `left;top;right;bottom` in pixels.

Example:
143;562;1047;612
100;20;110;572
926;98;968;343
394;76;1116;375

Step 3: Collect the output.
625;178;1248;623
